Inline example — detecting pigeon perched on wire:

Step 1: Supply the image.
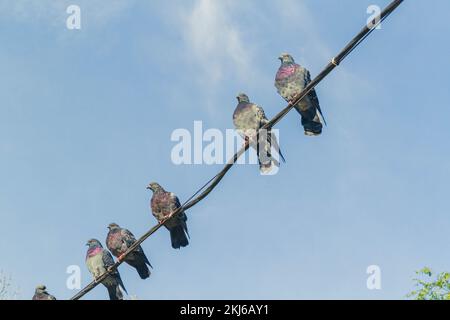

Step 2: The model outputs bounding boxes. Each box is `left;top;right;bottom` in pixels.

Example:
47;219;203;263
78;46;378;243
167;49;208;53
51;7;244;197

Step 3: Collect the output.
85;239;127;300
275;53;326;136
233;93;286;174
106;223;153;280
32;285;56;300
147;182;189;249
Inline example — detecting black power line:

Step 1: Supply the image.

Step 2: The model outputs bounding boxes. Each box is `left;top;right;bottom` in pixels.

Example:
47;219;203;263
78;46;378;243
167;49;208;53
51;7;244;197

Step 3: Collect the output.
70;0;404;300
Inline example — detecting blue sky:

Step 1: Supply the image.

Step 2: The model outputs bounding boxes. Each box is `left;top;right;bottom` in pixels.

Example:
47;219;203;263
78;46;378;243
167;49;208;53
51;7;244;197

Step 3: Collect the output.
1;0;449;300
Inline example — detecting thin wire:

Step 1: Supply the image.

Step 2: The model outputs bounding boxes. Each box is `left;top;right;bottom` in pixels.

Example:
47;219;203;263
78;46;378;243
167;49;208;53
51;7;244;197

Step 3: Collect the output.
70;0;404;300
181;171;223;207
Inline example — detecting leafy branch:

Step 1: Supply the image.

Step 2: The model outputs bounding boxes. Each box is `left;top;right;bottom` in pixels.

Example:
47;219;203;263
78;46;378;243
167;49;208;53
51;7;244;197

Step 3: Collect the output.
407;267;450;300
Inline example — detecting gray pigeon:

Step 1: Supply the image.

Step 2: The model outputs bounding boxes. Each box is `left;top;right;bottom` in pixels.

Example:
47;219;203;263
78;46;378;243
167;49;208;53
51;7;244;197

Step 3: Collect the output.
32;285;56;300
85;239;127;300
233;93;285;173
275;53;325;136
106;223;152;280
147;182;189;249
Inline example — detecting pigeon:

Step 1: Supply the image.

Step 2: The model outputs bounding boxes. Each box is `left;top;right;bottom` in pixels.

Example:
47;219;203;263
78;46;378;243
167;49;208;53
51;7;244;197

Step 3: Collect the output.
275;53;326;136
106;223;153;280
233;93;286;174
32;285;56;300
147;182;189;249
85;239;127;300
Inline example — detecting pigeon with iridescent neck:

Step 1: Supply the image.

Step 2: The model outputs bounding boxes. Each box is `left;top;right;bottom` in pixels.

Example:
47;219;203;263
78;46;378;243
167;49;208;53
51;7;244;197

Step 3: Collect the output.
32;285;56;300
106;223;152;280
275;53;326;136
233;93;286;174
85;239;127;300
147;182;189;249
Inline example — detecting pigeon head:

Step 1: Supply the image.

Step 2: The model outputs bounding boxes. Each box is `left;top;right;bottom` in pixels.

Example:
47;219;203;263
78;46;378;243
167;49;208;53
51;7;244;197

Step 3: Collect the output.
35;285;47;293
108;223;120;230
147;182;164;193
278;53;295;65
86;239;102;248
236;93;250;103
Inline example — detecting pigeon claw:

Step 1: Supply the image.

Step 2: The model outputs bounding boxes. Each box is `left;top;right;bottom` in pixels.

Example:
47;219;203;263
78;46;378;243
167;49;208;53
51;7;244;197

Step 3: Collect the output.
118;254;126;262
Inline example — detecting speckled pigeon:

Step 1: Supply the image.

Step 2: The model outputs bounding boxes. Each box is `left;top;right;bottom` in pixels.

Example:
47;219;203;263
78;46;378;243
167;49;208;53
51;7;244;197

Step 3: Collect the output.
147;182;189;249
275;53;326;136
233;93;286;174
106;223;152;280
85;239;127;300
32;285;56;300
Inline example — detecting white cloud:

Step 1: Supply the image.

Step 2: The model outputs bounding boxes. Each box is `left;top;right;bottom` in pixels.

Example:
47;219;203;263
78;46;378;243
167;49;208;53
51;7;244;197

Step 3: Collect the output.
179;0;255;86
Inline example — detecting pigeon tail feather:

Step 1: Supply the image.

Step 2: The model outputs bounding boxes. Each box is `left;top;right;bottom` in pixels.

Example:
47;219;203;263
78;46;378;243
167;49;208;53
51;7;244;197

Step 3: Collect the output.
135;263;151;280
259;162;275;174
107;285;123;300
170;225;189;249
317;107;327;126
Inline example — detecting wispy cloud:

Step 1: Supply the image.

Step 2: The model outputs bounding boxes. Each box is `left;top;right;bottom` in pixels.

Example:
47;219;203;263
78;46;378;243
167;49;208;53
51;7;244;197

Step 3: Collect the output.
178;0;256;86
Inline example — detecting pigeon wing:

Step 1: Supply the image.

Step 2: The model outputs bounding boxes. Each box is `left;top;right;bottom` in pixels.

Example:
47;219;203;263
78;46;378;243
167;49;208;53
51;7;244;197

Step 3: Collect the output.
255;104;286;163
102;249;115;269
169;192;188;235
304;69;327;125
120;228;137;248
